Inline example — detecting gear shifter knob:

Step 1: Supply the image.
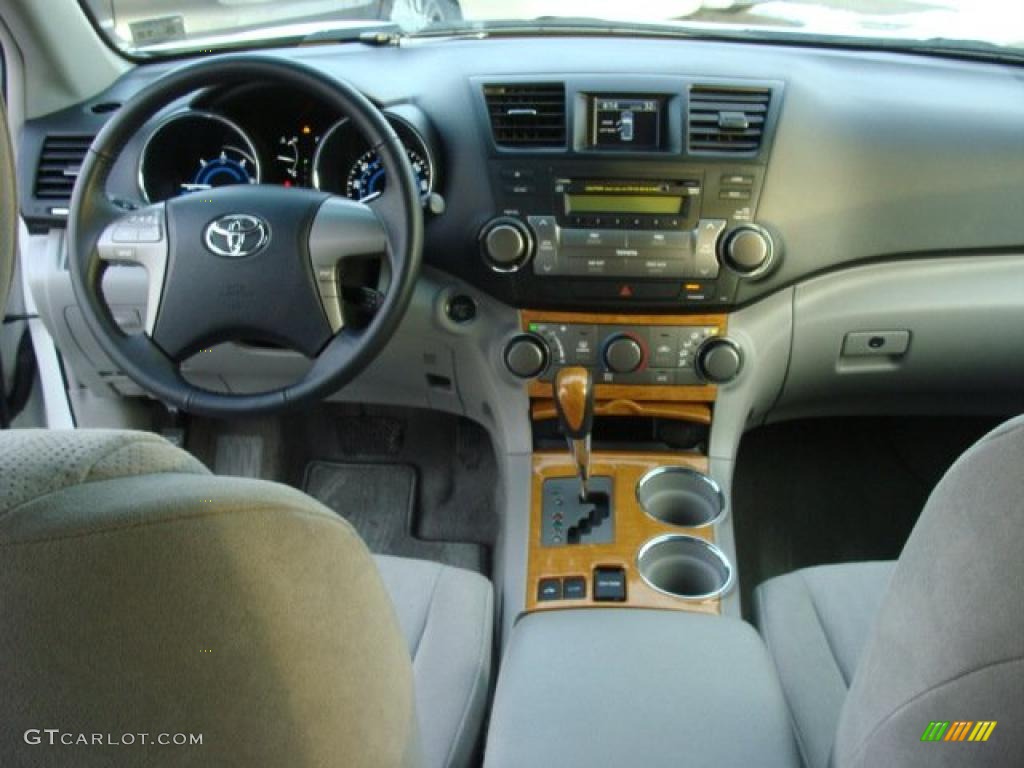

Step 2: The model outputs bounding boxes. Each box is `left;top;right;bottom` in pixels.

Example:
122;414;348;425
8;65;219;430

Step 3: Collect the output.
553;366;595;501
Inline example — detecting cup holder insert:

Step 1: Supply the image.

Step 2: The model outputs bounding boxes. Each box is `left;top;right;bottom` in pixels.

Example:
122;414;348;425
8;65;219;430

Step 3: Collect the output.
636;467;725;528
636;534;733;600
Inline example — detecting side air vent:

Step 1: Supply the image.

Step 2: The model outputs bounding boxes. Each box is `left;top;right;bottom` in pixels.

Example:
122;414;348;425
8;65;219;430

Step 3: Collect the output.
483;83;566;148
34;134;93;201
688;86;771;153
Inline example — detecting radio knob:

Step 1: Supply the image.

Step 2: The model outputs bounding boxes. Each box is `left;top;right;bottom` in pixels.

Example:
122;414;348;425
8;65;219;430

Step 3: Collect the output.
481;218;533;272
604;335;644;374
696;338;743;384
722;224;776;278
504;334;549;379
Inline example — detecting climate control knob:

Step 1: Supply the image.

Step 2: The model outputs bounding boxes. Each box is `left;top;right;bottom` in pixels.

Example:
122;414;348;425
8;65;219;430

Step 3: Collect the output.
696;338;743;384
504;334;549;379
721;224;775;278
603;335;644;374
481;217;533;272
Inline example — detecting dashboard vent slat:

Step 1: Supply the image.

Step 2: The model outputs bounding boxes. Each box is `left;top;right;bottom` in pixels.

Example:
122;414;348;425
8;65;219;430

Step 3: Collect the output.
483;83;566;148
34;134;93;200
688;86;772;154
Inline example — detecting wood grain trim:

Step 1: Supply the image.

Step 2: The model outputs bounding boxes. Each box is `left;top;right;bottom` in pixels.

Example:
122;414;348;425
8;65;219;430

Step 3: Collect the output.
521;310;729;328
553;367;591;433
527;450;723;615
528;381;717;402
531;399;712;424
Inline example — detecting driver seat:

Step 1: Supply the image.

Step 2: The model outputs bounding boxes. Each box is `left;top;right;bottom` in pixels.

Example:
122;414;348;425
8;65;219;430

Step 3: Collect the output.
0;429;492;767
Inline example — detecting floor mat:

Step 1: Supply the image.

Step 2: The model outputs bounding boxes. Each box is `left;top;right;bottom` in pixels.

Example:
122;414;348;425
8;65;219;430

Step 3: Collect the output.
303;460;485;574
732;416;1004;618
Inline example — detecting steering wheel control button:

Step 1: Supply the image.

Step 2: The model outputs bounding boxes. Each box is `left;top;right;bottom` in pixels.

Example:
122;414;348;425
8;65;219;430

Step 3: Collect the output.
593;567;626;602
722;224;776;278
96;204;170;336
696;338;743;384
603;334;644;374
445;295;477;324
504;334;549;379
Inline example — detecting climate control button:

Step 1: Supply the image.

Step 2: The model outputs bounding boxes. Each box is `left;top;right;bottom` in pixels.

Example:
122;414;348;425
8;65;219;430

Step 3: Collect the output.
504;334;549;379
696;338;743;384
603;335;645;374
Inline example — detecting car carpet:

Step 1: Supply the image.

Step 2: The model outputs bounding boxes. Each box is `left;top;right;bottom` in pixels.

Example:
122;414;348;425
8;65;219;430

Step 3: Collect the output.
302;460;485;574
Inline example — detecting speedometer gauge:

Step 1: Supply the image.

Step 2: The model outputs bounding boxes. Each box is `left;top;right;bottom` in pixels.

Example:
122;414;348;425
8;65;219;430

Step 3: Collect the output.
344;148;431;202
313;114;436;201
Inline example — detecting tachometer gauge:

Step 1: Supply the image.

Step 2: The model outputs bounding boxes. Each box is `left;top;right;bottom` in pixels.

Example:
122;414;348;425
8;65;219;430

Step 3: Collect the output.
139;112;261;202
344;148;431;202
313;114;436;201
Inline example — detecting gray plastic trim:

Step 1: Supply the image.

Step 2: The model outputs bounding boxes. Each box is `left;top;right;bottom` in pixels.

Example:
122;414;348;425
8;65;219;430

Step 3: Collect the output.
776;254;1024;420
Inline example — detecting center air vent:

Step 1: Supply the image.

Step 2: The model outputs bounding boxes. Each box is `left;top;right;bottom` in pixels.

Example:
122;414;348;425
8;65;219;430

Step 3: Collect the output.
688;86;771;154
483;83;566;148
34;134;93;201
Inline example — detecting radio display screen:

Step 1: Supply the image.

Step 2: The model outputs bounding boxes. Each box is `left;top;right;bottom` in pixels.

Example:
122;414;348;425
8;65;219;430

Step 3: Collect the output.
590;96;662;150
566;194;683;215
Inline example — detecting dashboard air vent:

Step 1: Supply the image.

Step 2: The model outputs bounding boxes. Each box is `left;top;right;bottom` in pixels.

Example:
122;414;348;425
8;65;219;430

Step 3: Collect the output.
34;134;93;201
688;86;771;153
483;83;566;148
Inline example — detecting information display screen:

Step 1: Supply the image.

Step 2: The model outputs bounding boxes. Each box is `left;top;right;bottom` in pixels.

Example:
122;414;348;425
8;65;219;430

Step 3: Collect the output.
590;97;662;150
566;194;683;215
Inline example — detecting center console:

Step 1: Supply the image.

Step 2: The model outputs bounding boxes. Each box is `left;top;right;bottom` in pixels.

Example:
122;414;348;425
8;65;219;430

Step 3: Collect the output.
485;610;800;768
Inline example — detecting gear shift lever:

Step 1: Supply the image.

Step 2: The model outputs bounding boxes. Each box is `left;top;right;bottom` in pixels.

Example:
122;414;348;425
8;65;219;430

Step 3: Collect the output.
553;366;595;501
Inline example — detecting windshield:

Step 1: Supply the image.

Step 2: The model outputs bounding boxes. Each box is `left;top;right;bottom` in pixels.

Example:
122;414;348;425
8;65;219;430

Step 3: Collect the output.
81;0;1024;58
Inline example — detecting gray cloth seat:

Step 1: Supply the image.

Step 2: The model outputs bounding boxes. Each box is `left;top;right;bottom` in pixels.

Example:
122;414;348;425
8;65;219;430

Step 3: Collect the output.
375;555;493;768
754;562;895;768
0;429;492;767
755;415;1024;768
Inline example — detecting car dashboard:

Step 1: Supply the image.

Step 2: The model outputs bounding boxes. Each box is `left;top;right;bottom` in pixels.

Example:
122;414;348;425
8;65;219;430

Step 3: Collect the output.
15;35;1024;420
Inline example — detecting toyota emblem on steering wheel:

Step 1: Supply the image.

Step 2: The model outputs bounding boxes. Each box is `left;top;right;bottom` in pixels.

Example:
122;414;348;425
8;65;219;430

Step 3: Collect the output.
204;214;270;258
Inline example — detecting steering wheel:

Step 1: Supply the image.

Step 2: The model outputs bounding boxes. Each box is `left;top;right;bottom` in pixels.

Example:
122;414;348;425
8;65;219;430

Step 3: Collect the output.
68;56;423;417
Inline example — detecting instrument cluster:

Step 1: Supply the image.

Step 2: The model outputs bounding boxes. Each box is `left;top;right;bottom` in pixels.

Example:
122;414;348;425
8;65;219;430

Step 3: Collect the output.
138;85;435;204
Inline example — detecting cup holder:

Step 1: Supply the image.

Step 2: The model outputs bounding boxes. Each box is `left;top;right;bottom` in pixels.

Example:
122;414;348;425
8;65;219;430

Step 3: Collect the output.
636;467;725;528
636;534;733;601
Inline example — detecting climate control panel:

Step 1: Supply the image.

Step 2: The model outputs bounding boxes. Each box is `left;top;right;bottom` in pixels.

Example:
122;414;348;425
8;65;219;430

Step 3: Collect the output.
507;321;740;386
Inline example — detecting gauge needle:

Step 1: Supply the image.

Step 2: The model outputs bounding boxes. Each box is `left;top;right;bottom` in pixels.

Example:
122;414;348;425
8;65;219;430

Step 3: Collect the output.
181;183;213;191
359;190;383;204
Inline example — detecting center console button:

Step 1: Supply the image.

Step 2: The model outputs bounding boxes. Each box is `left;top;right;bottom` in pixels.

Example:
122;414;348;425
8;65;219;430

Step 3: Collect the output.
593;567;626;602
560;247;621;276
562;229;627;248
652;329;679;368
629;230;690;250
695;219;726;279
570;326;598;365
639;257;689;277
538;578;562;602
